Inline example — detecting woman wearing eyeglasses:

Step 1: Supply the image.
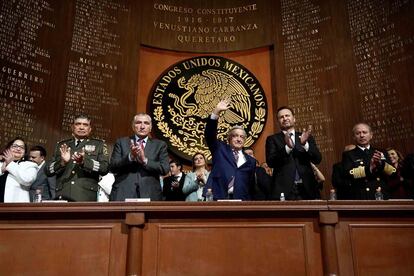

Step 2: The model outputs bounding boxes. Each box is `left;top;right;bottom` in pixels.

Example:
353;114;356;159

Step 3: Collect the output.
0;137;38;202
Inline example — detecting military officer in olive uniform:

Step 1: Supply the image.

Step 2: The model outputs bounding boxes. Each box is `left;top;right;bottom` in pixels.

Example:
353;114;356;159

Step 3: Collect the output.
46;115;109;201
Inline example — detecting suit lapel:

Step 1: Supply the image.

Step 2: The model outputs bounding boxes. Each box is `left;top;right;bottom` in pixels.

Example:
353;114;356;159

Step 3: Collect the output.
144;138;153;155
67;138;76;148
179;174;186;188
240;153;253;168
77;139;88;149
350;148;366;165
129;135;137;147
276;132;286;146
357;147;372;163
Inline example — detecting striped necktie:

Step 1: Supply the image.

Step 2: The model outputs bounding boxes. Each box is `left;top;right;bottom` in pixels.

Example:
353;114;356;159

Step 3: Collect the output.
233;149;239;164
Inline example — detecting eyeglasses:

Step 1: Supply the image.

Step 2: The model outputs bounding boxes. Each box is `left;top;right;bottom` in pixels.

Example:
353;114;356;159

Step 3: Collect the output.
11;144;25;150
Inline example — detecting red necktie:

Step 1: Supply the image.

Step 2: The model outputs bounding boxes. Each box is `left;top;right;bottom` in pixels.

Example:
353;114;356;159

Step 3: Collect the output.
138;139;145;150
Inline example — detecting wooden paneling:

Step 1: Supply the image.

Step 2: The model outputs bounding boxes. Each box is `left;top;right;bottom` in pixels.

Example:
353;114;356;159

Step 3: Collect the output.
0;201;414;275
335;219;414;276
142;221;322;276
330;200;414;276
350;224;414;275
0;222;127;276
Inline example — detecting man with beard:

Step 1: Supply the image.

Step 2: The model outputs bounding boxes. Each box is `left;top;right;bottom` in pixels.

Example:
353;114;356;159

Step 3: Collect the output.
266;107;322;200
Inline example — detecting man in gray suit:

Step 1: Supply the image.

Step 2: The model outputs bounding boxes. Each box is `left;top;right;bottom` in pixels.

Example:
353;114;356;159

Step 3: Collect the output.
29;145;56;201
109;113;170;201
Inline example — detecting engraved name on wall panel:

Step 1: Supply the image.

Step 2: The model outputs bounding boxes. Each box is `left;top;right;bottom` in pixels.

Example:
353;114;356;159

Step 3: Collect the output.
278;0;340;179
276;0;414;193
0;0;57;147
141;0;273;52
61;0;139;142
0;0;139;152
347;0;414;150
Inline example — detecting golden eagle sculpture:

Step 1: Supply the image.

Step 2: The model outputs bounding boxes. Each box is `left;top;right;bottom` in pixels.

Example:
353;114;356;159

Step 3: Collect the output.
171;69;251;125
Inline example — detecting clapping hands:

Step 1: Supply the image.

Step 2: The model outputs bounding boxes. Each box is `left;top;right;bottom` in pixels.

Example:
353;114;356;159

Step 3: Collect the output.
300;125;312;145
60;144;85;165
130;139;146;164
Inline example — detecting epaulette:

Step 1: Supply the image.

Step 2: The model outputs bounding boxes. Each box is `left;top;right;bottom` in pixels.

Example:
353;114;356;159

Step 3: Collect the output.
89;138;105;143
384;162;397;175
350;166;366;179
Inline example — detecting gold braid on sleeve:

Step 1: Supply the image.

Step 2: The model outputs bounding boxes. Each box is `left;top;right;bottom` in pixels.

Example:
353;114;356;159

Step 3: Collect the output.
350;166;366;179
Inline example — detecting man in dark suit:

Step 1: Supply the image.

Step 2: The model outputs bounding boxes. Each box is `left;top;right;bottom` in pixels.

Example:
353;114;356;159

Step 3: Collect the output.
29;145;56;201
205;100;256;200
244;147;272;200
46;115;109;201
109;113;169;201
341;123;394;200
162;160;186;201
266;106;322;200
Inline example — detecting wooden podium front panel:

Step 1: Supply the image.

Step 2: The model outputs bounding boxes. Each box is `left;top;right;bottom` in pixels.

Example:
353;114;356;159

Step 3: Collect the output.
2;201;413;275
350;224;414;275
0;221;127;276
336;218;414;276
330;201;414;276
142;218;323;276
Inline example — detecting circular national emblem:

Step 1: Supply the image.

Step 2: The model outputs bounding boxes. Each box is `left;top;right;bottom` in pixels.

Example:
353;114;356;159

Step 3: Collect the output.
150;56;267;162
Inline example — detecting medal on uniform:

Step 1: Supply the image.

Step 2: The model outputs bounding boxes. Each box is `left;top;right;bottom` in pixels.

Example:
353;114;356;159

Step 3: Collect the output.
84;144;96;153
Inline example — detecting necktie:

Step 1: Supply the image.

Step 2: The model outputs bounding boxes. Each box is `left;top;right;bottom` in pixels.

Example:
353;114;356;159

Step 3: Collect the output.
289;133;301;183
289;132;295;146
228;176;235;190
171;176;179;191
228;150;239;193
75;140;81;147
233;149;239;164
138;139;145;150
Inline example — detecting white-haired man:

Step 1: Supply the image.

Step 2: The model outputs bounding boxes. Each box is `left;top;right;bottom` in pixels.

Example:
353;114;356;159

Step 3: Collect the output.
341;123;394;199
109;113;169;201
204;100;256;200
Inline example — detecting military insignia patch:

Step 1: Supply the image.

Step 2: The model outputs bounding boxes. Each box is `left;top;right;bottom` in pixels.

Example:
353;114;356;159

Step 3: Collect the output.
149;56;267;161
103;144;109;156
